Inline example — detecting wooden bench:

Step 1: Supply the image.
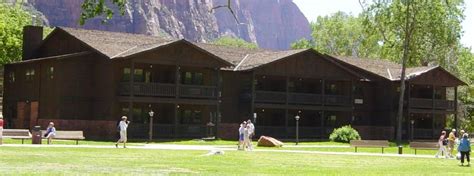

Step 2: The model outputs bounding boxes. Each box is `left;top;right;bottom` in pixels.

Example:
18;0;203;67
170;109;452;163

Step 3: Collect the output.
42;130;85;145
409;141;438;155
2;129;32;144
350;140;390;154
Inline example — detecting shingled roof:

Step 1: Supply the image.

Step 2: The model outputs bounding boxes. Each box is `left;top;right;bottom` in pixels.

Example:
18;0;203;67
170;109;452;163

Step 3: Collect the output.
59;27;176;58
331;55;434;81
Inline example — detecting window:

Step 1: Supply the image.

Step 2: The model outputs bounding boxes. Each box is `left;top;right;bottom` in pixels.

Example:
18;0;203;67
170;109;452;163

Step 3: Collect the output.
134;69;144;82
182;72;204;85
25;69;35;81
122;68;131;81
47;66;54;79
179;109;202;124
353;85;364;96
8;71;15;83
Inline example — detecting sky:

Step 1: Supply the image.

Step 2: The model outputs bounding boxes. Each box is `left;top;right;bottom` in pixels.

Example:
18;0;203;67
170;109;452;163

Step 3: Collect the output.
293;0;474;51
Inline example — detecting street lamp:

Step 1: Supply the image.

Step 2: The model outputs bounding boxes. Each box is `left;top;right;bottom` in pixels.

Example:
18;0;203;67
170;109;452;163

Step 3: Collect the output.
253;113;257;124
148;110;154;143
295;115;300;145
410;119;415;141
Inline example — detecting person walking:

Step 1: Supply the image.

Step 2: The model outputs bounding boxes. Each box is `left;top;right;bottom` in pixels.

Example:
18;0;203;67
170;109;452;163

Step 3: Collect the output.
243;123;251;151
457;133;471;166
448;129;457;158
0;114;4;145
237;122;244;150
435;131;449;158
115;116;130;148
44;122;56;145
247;119;255;150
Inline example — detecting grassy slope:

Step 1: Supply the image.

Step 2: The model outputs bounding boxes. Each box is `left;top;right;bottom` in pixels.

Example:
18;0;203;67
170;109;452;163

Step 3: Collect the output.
0;147;472;175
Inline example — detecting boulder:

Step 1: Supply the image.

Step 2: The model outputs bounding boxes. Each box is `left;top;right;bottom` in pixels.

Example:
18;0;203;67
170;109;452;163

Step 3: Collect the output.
257;136;284;147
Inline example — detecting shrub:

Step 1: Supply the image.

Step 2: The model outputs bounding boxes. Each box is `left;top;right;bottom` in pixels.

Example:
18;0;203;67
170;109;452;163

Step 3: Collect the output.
329;125;361;143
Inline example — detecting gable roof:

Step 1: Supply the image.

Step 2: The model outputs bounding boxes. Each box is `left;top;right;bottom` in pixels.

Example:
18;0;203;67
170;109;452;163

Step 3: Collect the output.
57;27;176;58
329;55;465;85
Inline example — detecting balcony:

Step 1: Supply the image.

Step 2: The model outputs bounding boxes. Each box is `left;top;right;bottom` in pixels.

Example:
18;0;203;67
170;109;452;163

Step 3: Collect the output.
119;82;217;99
255;90;350;106
409;98;455;110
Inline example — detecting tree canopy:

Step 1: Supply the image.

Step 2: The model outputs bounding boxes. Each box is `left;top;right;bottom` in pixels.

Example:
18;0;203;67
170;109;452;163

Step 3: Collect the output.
0;3;31;65
211;36;258;49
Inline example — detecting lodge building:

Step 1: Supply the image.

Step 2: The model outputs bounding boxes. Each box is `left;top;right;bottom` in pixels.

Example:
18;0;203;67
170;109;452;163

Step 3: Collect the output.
2;26;466;140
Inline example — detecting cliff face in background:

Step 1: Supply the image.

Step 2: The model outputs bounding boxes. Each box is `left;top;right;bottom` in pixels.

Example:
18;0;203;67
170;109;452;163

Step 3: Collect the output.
28;0;311;50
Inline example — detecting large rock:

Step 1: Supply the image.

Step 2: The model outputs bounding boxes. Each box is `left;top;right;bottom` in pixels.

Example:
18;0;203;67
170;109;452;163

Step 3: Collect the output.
27;0;311;50
257;136;284;147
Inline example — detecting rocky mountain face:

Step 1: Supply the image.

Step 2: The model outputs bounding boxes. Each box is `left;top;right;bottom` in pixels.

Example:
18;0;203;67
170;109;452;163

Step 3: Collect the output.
28;0;311;50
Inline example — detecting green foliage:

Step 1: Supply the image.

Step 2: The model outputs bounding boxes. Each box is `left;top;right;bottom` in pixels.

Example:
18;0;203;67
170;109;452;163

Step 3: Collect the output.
0;3;31;65
211;36;258;49
329;125;361;143
80;0;127;25
291;38;314;49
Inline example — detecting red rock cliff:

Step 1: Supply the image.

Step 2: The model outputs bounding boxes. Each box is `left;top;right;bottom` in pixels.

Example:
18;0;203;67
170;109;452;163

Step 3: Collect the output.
29;0;310;50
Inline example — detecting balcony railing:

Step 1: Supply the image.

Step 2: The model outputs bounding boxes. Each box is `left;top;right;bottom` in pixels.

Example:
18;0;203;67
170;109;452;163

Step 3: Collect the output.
409;98;455;110
255;90;350;106
288;93;323;105
324;95;351;106
255;91;286;103
179;85;217;98
119;82;217;99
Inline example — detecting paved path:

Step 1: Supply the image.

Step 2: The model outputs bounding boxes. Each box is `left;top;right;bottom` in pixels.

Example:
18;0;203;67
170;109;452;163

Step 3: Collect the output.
0;144;441;159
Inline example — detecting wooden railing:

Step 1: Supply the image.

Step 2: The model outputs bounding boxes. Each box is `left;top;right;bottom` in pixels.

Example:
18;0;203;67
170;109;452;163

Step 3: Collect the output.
255;91;286;103
119;83;217;98
413;128;435;139
288;93;323;105
127;124;174;138
175;125;207;137
409;98;455;110
255;126;325;138
179;85;217;98
324;95;351;106
255;91;350;106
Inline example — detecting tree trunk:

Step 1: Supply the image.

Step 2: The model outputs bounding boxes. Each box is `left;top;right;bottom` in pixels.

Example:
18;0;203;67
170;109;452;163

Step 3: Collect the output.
396;0;412;145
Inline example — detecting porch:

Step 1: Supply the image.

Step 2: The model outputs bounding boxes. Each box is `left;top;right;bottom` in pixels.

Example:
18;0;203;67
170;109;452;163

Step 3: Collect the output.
253;75;352;106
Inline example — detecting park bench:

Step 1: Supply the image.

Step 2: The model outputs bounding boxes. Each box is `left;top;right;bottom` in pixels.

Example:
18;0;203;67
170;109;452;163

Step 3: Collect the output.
42;130;85;145
350;140;390;154
409;141;438;155
2;129;32;144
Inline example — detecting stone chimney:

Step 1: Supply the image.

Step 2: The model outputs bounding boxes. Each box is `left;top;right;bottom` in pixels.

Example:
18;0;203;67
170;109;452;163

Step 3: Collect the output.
22;25;43;60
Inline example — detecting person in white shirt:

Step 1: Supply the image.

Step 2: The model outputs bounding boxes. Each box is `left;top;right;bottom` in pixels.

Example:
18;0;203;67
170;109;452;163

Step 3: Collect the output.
238;122;246;150
115;116;130;148
45;122;56;144
246;119;255;150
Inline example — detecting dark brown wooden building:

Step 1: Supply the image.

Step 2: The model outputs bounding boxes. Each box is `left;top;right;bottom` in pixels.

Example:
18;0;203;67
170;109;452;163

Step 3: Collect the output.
2;26;465;140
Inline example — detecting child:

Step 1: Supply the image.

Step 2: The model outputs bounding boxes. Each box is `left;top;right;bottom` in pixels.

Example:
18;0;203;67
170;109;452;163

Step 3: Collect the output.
238;122;246;150
435;131;448;158
458;133;471;166
45;122;56;145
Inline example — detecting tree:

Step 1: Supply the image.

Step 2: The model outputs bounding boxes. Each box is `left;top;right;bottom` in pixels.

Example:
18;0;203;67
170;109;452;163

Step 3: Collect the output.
0;3;31;65
361;0;465;144
212;36;258;49
79;0;127;25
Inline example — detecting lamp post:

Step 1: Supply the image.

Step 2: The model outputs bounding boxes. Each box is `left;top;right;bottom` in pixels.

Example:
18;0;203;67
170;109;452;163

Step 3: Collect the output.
148;110;154;143
295;115;300;145
410;119;415;141
253;113;257;124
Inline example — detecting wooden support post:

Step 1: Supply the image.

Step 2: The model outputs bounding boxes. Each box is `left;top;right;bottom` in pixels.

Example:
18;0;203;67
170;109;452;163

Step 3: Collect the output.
321;79;326;139
251;71;256;118
321;111;325;140
454;86;458;130
285;75;290;138
128;60;135;120
215;68;221;138
432;84;435;139
407;82;411;141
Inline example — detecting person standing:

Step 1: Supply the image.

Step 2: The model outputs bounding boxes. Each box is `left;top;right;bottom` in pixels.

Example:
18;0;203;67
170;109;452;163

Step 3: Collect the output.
115;116;130;148
0;114;4;145
457;133;471;166
247;119;255;150
435;131;449;158
238;122;243;150
448;129;457;158
45;122;56;145
243;123;251;151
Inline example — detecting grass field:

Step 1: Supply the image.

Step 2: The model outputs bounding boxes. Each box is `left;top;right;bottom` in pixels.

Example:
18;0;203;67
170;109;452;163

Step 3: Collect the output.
0;146;472;175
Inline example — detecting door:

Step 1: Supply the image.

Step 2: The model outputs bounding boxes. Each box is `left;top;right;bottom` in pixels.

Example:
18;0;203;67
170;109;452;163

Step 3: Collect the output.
16;101;39;129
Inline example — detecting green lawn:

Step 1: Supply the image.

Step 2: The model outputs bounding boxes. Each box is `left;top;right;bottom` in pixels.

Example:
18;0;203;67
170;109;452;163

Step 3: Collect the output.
0;146;472;175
